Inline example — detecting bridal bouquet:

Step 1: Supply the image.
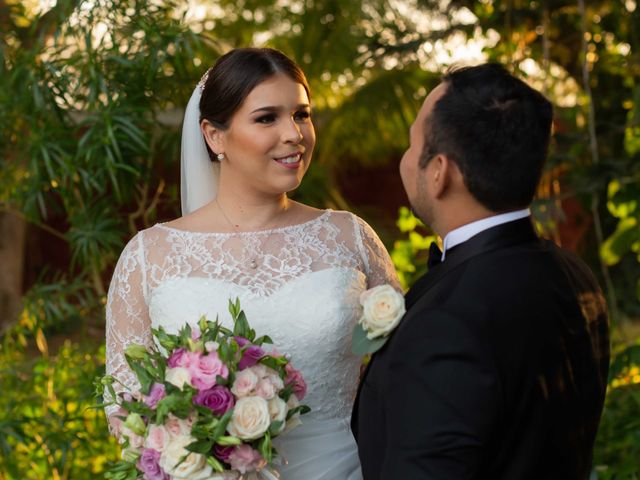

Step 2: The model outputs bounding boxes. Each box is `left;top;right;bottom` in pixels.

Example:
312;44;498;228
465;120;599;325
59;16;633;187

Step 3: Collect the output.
101;299;309;480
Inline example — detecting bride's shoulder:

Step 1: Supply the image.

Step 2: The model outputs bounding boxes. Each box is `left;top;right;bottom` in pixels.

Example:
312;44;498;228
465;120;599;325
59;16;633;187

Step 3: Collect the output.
323;208;372;232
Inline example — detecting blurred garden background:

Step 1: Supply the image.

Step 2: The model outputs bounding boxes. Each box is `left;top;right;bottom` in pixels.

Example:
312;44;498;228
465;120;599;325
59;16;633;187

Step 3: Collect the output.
0;0;639;477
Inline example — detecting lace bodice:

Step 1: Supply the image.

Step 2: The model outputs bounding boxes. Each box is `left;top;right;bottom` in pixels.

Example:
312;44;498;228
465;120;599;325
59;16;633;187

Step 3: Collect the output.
105;209;399;422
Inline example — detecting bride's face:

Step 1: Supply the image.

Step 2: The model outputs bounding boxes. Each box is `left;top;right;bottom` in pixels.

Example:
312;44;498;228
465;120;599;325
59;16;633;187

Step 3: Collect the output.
213;73;315;196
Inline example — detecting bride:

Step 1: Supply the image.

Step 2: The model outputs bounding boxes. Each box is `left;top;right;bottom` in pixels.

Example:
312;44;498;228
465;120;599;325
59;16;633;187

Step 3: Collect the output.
106;47;400;479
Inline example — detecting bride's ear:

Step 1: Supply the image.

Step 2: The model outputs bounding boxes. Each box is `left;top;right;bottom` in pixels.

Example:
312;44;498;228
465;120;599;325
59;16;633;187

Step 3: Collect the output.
201;119;225;155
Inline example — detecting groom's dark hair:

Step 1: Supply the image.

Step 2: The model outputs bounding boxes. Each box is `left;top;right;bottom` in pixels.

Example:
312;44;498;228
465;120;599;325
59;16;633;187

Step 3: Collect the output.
420;63;553;212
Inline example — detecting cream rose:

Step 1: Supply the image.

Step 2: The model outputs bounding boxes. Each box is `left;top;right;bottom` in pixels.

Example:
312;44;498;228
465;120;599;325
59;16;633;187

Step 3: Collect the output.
231;368;259;398
165;366;192;390
227;396;271;440
145;424;170;452
359;284;405;339
267;397;287;436
159;434;215;479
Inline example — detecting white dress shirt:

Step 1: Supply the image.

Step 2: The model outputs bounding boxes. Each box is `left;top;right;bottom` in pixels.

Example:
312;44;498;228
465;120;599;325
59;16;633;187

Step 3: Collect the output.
441;208;531;261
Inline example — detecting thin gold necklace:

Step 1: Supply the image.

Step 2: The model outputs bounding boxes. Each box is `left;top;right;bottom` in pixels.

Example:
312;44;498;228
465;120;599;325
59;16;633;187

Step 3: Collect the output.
215;198;285;270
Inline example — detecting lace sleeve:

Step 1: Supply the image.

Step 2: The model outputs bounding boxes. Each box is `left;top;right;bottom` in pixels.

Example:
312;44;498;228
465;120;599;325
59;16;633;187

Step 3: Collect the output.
105;232;153;426
353;215;402;292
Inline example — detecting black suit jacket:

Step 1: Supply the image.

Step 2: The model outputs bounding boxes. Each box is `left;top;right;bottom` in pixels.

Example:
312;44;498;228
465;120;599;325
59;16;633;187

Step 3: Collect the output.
352;218;609;479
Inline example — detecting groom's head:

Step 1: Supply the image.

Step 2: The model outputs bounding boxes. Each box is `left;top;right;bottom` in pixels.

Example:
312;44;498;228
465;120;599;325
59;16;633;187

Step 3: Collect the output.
400;63;553;235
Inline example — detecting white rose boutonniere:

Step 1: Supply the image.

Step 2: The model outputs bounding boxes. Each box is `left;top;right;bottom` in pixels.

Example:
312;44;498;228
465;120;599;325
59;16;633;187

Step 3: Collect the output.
351;284;406;355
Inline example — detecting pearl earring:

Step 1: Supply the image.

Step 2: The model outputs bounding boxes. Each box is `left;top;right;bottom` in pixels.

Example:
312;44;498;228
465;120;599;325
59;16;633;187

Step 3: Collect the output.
217;153;225;161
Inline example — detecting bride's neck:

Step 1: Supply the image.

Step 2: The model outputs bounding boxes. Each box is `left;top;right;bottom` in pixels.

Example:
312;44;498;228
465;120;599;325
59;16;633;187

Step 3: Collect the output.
214;187;290;230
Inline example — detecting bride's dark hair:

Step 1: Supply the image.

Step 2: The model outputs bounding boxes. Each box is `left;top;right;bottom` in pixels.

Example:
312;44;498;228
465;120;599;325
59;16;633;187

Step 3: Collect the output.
199;47;310;133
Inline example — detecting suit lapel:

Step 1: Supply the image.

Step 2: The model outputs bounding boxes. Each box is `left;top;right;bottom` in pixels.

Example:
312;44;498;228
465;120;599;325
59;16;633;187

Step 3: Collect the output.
352;218;539;436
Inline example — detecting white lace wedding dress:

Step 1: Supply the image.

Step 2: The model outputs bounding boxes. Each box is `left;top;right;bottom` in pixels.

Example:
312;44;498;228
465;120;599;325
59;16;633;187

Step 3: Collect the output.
106;209;399;479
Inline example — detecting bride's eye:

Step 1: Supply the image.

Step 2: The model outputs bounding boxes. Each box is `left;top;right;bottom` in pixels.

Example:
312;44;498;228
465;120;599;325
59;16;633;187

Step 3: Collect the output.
255;114;276;124
294;110;311;122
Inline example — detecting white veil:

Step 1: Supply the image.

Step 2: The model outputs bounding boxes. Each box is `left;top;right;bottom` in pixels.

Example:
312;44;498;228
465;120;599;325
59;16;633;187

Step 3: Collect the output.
180;86;220;215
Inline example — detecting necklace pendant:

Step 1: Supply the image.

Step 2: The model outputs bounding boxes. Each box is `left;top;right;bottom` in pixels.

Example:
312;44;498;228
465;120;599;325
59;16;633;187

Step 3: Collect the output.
250;259;258;269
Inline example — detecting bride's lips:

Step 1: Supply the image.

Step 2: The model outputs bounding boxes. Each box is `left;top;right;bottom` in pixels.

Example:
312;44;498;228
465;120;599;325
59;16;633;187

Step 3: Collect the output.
273;152;303;169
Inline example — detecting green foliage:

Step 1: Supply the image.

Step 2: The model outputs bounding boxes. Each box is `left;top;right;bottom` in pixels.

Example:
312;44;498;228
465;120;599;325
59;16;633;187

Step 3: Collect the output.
592;342;640;478
390;207;437;290
0;340;118;479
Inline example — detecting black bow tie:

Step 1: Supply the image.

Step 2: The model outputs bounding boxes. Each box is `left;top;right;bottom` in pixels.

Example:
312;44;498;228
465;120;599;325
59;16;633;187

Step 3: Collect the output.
427;241;443;269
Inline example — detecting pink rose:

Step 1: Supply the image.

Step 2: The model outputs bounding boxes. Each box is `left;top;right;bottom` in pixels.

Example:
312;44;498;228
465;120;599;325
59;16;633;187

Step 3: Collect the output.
190;352;229;390
145;425;170;452
228;445;265;474
254;379;277;400
167;348;199;369
120;426;144;451
231;369;258;398
285;363;307;400
144;383;166;408
164;415;191;438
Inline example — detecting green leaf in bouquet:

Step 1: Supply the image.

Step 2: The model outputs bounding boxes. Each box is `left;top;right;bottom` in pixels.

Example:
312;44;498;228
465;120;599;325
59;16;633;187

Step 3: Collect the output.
123;412;146;435
180;323;193;347
120;398;154;418
126;359;154;395
254;334;274;346
212;408;234;439
215;374;229;386
279;384;294;402
186;438;214;454
233;310;251;339
152;326;180;351
229;297;241;318
155;392;193;423
257;430;273;462
207;455;226;473
269;421;284;436
259;355;288;373
124;343;147;360
216;435;242;446
286;404;311;420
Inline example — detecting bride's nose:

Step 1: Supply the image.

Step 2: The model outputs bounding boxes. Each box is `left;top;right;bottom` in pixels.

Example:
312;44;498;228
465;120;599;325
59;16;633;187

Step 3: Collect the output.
282;118;303;144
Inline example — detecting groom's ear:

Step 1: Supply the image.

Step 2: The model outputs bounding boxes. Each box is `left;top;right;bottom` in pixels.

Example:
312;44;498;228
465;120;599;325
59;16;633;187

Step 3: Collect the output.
431;154;452;199
201;120;225;155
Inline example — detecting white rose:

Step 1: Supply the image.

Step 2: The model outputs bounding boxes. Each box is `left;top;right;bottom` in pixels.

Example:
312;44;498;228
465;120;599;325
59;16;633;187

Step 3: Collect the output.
159;434;213;479
268;397;287;436
249;364;268;379
255;378;277;400
165;366;192;390
359;285;405;339
227;396;271;440
231;368;259;398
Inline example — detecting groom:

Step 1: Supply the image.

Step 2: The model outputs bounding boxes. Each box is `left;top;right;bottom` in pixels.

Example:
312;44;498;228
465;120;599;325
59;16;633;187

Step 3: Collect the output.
352;63;610;479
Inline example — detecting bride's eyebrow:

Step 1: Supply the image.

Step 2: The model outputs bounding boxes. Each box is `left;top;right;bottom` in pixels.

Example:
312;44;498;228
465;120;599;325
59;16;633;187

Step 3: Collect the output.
250;104;311;114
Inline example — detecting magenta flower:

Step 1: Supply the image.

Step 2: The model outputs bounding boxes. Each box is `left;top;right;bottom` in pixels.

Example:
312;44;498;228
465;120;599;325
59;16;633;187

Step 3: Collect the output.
234;336;250;347
285;363;307;400
213;444;235;462
193;385;235;415
239;345;266;370
144;383;166;408
137;448;168;480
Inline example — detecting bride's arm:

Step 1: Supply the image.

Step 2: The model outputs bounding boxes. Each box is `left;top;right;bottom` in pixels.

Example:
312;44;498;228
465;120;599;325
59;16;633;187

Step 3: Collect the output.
104;232;153;436
353;216;402;292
